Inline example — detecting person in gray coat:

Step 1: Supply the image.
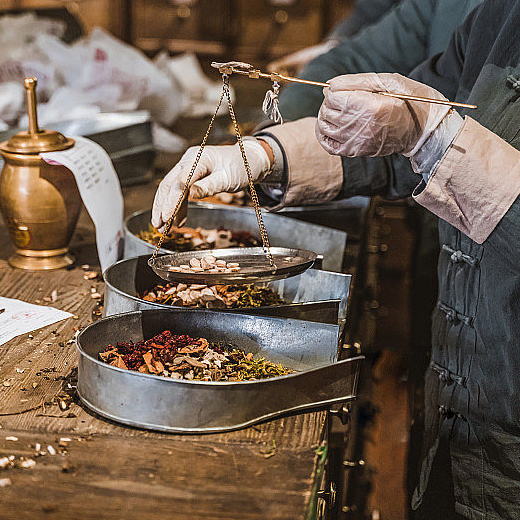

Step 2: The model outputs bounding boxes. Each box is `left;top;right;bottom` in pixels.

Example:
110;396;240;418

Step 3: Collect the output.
154;1;520;517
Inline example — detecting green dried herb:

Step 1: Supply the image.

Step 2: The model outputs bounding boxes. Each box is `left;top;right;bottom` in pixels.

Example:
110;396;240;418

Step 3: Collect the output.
140;282;284;309
235;285;283;308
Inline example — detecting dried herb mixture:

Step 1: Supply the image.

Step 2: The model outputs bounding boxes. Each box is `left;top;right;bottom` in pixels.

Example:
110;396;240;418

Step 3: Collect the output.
138;224;259;252
98;330;292;381
140;282;284;309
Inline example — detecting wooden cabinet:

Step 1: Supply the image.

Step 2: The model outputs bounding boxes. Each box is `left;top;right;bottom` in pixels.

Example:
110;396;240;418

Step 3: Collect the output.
0;0;354;63
129;0;354;62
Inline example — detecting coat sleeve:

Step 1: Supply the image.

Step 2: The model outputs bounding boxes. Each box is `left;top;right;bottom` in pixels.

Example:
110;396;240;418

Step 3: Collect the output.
412;115;520;273
279;0;436;121
406;1;520;266
413;117;520;244
328;0;401;41
277;0;437;201
337;0;485;201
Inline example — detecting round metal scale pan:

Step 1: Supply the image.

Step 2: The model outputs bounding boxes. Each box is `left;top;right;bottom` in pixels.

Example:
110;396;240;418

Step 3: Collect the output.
103;255;352;335
124;203;348;272
76;309;363;433
148;247;317;285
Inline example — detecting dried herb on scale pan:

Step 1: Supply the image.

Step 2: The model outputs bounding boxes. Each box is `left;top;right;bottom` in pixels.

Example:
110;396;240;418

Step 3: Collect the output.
138;224;259;252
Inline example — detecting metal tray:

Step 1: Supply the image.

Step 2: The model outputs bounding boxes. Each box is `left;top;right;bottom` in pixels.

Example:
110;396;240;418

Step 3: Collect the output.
124;203;348;272
148;247;316;285
76;309;363;433
103;255;352;334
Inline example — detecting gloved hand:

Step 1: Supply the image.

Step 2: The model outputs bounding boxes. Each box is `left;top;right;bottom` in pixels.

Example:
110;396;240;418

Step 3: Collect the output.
151;137;271;230
316;73;451;158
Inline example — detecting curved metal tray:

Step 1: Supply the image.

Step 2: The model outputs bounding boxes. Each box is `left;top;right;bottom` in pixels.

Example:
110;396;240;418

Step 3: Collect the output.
103;255;352;334
124;203;348;272
76;309;363;433
148;247;316;284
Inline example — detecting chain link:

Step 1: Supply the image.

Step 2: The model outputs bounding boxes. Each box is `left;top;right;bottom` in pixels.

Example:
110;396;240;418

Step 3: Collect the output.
152;74;274;268
152;87;226;259
222;77;274;267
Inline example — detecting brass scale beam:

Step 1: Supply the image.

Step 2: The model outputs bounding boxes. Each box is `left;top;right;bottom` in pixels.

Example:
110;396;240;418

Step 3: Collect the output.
210;61;477;110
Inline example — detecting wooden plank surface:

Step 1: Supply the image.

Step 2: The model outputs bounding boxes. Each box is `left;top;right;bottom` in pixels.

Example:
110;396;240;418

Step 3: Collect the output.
0;429;320;520
0;181;327;519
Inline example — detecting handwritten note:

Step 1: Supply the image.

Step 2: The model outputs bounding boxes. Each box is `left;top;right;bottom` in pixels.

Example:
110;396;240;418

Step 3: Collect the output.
41;136;124;272
0;296;72;346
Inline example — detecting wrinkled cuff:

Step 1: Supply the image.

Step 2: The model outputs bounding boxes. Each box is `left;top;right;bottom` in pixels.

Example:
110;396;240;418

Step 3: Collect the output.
255;135;285;185
413;117;520;244
256;117;343;210
410;110;463;183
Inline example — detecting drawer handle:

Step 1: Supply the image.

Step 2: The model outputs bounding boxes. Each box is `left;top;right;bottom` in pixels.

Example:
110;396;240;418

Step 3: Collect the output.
318;482;336;510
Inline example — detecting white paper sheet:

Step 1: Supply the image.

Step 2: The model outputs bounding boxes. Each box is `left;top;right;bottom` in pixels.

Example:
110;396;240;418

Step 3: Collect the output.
41;136;124;272
0;296;73;347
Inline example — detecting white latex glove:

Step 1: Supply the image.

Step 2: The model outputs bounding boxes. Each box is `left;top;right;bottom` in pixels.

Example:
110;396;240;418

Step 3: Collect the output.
316;73;451;158
152;137;271;230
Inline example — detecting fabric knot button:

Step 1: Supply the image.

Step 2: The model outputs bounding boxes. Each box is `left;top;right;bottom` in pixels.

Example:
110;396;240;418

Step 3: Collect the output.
442;245;478;267
507;75;520;92
438;405;454;418
445;310;457;323
450;250;464;263
438;370;450;383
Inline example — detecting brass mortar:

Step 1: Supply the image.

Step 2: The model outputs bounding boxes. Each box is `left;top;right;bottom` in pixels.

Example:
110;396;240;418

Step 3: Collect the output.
0;77;79;270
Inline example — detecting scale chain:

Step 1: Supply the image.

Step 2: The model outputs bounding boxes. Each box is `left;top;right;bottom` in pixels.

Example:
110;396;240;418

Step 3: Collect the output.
152;74;275;269
222;76;274;268
151;88;226;259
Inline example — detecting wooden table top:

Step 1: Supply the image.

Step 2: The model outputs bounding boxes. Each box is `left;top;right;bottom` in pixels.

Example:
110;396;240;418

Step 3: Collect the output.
0;181;328;520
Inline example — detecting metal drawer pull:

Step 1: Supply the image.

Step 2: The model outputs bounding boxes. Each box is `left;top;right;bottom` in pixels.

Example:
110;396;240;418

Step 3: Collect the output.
318;482;337;509
343;459;366;468
329;404;351;425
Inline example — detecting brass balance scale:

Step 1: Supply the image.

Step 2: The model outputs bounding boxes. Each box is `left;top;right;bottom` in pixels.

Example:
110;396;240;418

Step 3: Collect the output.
0;66;475;275
147;61;477;285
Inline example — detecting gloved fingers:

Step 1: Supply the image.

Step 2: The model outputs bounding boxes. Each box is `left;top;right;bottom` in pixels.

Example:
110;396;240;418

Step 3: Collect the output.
319;90;392;140
189;167;243;200
328;72;421;97
323;88;389;116
151;174;176;229
317;95;409;157
156;156;210;226
161;167;207;224
327;72;387;93
316;130;347;156
189;177;220;200
328;72;449;103
151;145;203;228
316;111;355;143
317;117;385;157
160;185;185;224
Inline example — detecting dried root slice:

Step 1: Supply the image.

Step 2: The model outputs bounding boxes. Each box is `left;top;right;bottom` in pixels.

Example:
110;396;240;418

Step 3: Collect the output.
176;255;241;275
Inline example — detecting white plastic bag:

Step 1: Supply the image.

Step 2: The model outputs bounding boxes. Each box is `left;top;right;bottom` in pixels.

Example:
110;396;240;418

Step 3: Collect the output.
0;82;24;124
0;13;64;98
155;52;233;117
36;28;183;125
